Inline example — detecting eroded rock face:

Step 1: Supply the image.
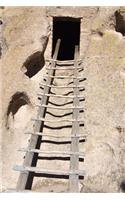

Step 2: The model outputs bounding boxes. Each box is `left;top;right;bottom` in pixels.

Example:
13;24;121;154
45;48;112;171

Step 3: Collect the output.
1;6;125;192
1;7;50;191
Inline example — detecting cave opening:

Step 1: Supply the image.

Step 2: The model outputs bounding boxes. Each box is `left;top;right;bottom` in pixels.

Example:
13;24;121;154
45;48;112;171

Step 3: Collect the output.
6;92;31;129
115;11;125;36
7;92;31;118
22;51;45;78
52;17;81;60
120;180;125;192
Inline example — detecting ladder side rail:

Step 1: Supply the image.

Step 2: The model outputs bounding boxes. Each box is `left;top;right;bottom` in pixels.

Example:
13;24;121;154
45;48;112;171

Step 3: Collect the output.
69;46;80;192
16;39;61;190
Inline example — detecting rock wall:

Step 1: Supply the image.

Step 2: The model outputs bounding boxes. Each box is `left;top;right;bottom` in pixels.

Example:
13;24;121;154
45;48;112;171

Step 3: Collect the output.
1;6;50;191
1;6;125;192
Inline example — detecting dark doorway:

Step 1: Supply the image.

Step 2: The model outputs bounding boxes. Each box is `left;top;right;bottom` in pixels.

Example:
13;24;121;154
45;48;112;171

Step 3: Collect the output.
52;17;81;60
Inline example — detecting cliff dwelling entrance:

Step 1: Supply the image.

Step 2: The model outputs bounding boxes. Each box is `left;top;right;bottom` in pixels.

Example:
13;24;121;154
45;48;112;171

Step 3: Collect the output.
52;17;81;60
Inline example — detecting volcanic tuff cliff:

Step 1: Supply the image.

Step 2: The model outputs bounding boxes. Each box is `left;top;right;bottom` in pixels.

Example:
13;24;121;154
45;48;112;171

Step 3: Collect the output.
1;6;125;192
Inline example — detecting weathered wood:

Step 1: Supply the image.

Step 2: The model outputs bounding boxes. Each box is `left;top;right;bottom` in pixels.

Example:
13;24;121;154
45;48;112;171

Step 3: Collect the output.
18;148;85;157
43;75;83;79
15;39;85;192
38;93;84;99
25;132;87;138
46;66;83;70
69;46;81;192
6;189;33;193
40;83;85;89
14;166;85;177
32;117;84;123
36;104;83;110
16;39;61;190
46;58;82;63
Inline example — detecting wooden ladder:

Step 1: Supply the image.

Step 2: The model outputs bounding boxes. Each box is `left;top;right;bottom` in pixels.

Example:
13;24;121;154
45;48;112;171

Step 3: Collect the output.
12;39;86;192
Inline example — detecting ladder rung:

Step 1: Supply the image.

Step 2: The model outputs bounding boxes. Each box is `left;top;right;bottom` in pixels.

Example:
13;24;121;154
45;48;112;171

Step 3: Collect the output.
32;118;84;123
37;93;84;99
18;148;85;157
13;165;85;176
40;83;85;89
6;189;32;193
25;132;87;138
46;59;82;63
36;104;83;110
43;75;83;79
46;66;84;70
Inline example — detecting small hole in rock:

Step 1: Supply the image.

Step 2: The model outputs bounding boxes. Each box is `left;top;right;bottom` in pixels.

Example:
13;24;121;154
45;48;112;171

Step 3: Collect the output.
98;31;103;36
0;20;3;25
7;92;31;117
22;36;48;78
0;46;2;58
6;92;31;129
0;6;5;9
115;10;125;36
22;51;45;78
120;181;125;192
